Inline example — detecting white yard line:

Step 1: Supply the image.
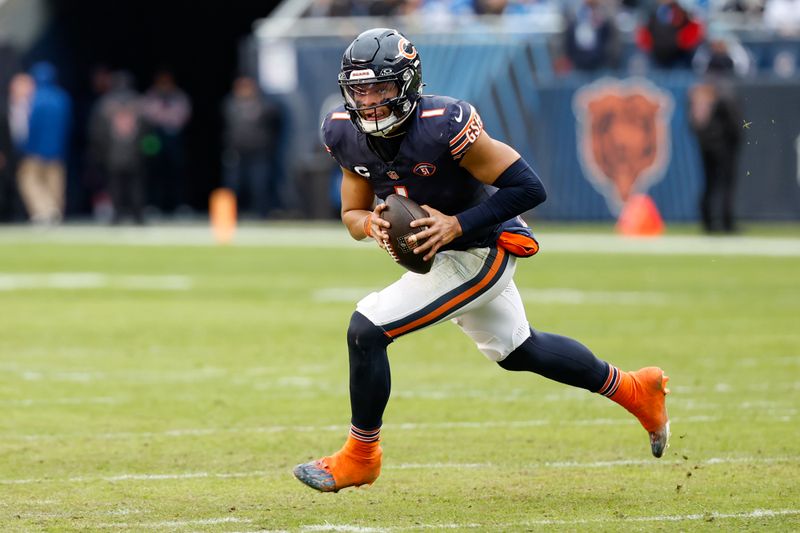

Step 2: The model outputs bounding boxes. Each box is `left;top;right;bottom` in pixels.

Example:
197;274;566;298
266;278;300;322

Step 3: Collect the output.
313;287;671;305
11;367;229;383
1;456;796;486
390;456;800;470
0;396;120;406
2;471;272;485
13;508;141;519
5;415;726;442
0;225;798;256
95;517;252;529
0;273;192;291
519;288;669;305
301;509;800;531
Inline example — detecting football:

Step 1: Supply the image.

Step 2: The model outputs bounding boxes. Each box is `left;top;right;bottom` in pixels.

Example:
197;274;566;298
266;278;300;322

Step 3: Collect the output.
380;194;433;274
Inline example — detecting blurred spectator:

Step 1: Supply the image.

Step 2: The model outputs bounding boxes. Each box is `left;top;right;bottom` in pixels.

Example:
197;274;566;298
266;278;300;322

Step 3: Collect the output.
307;0;403;16
222;76;282;218
366;0;405;15
141;69;191;216
764;0;800;37
0;108;12;221
475;0;508;14
636;0;705;68
772;49;798;77
688;77;742;234
306;0;354;16
719;0;765;14
84;65;115;221
692;34;752;77
396;0;473;26
704;38;735;73
8;73;33;156
1;73;31;221
96;72;146;225
505;0;558;14
0;33;21;112
17;62;72;225
561;0;620;72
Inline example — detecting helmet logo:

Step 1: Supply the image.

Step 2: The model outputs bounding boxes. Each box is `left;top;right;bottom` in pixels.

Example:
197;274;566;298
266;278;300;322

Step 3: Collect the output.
349;69;376;80
397;38;417;60
413;162;436;177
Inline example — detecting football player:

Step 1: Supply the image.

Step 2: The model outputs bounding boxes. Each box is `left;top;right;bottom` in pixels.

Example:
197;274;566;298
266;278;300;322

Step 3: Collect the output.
293;28;670;493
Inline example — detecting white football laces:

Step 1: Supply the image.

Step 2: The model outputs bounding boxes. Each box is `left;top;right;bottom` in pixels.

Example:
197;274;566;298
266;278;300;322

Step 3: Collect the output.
383;239;400;262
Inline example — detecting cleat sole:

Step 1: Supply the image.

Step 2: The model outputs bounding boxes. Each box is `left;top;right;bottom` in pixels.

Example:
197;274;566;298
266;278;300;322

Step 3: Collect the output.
293;462;338;493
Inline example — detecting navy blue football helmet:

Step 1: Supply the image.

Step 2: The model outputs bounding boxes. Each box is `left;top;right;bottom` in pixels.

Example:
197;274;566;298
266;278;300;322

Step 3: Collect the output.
338;28;423;137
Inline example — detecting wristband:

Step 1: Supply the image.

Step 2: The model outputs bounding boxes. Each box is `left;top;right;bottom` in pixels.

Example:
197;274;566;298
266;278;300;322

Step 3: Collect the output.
363;214;373;237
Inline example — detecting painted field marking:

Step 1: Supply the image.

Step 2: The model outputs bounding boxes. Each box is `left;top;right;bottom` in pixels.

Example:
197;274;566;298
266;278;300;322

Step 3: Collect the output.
13;508;141;519
300;509;800;531
313;287;670;305
0;273;192;291
10;366;229;383
5;415;726;442
390;456;800;470
95;517;253;529
519;288;669;305
2;470;272;485
1;225;799;256
0;396;120;407
1;456;796;486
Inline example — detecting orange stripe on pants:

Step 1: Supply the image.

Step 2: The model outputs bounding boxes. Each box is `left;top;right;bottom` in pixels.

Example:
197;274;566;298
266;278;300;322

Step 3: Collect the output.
385;248;506;338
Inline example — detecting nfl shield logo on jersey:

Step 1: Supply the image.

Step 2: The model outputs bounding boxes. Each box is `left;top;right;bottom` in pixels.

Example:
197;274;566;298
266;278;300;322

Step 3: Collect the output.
387;170;400;180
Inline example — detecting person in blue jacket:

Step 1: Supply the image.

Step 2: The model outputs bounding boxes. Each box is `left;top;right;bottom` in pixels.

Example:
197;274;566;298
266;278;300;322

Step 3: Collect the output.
17;61;71;224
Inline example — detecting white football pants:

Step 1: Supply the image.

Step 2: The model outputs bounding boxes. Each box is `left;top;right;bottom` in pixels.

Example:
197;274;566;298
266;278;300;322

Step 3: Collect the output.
355;246;530;361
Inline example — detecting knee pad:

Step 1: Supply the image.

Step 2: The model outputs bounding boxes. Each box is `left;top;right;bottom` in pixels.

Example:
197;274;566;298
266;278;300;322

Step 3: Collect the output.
348;311;392;352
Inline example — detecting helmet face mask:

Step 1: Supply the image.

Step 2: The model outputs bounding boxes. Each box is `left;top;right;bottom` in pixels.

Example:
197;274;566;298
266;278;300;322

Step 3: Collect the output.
338;29;422;137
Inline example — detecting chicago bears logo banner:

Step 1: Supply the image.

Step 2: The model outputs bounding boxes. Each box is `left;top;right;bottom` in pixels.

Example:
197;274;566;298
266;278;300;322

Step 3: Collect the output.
573;78;673;214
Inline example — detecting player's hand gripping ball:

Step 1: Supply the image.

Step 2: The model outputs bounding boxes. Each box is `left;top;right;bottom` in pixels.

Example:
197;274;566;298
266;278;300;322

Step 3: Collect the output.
380;194;433;274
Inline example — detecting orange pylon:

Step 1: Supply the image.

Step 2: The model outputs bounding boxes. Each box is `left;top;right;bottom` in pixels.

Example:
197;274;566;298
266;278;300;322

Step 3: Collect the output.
616;194;665;237
210;188;237;244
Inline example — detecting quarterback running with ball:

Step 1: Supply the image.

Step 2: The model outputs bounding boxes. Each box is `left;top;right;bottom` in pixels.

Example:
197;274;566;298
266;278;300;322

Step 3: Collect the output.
293;28;670;493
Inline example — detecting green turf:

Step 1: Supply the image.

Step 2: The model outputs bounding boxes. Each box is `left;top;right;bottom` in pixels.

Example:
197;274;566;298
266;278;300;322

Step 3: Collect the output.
0;231;798;531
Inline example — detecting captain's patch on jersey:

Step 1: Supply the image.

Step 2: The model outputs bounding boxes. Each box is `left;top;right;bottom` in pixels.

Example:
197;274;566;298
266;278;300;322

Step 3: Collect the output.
449;105;483;160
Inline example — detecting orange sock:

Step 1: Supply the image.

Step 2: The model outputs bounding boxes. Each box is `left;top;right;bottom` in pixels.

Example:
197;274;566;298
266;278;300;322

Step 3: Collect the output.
323;427;382;489
597;364;626;400
599;364;649;418
599;365;667;433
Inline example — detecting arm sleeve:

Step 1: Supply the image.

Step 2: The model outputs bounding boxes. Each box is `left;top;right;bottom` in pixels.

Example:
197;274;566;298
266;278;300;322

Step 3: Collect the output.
456;158;547;237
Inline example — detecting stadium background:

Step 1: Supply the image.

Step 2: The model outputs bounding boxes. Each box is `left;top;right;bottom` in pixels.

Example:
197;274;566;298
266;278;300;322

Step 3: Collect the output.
1;0;798;225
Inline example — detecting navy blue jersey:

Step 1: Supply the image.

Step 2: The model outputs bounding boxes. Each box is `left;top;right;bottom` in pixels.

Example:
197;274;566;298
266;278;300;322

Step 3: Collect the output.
323;95;530;251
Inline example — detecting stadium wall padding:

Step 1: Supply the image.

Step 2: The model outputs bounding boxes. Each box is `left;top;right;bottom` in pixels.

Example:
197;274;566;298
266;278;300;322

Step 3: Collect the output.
272;35;800;221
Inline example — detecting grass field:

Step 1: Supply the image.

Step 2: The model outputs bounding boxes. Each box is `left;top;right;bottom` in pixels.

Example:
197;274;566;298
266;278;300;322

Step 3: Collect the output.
1;224;798;531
